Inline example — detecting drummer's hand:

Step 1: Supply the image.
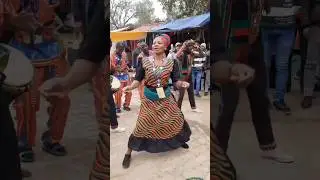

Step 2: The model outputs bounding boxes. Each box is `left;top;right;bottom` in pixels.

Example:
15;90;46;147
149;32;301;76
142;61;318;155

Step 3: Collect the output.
39;78;70;98
9;13;41;33
123;86;131;92
179;81;190;89
230;63;255;87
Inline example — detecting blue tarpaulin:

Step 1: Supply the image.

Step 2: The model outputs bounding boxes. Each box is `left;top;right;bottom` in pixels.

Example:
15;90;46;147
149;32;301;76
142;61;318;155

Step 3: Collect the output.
152;13;210;32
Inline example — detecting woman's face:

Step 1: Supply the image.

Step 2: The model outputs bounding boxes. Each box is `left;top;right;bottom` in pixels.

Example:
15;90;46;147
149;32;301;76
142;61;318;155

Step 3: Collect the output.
152;37;166;54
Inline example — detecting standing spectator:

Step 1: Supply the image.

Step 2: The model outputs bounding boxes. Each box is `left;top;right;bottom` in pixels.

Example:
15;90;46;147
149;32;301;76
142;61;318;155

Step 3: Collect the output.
201;43;210;96
260;0;300;114
111;43;132;113
132;43;142;68
191;42;206;97
300;1;320;108
176;40;202;112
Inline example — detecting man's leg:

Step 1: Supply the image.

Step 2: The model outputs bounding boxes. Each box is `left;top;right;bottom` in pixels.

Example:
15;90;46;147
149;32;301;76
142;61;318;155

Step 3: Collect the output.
42;63;70;156
0;90;22;180
16;67;45;162
114;81;123;113
204;69;210;95
247;39;294;163
187;75;196;108
42;96;70;156
123;81;132;111
215;84;240;151
273;29;295;113
195;70;202;96
302;27;320;108
247;48;276;150
177;88;185;109
108;91;118;129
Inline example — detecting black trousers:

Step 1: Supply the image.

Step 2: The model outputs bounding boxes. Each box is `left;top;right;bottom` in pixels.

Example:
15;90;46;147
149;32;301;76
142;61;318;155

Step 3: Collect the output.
177;74;196;109
215;42;276;152
0;89;22;180
108;91;118;128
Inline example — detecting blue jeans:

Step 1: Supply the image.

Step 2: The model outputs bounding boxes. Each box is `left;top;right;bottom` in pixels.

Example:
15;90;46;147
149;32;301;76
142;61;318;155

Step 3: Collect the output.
261;28;295;102
192;68;202;95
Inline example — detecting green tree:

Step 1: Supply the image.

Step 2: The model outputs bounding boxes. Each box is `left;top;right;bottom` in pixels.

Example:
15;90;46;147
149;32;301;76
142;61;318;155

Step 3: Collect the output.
158;0;209;19
135;0;155;26
110;0;136;30
110;0;156;30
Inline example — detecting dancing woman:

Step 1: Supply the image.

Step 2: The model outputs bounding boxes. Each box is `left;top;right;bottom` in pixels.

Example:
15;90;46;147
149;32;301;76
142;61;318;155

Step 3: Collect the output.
121;34;192;169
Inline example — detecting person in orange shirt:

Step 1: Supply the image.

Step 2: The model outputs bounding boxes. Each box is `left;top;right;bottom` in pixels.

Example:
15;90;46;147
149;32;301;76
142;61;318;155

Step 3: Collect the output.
111;42;132;113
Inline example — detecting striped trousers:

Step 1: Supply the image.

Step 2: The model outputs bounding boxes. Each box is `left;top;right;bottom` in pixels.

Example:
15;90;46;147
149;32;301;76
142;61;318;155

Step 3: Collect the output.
114;80;132;109
15;57;70;147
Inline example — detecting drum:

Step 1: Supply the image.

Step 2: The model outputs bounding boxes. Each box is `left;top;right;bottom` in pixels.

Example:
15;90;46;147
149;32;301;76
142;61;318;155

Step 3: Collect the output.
111;75;121;93
0;44;34;98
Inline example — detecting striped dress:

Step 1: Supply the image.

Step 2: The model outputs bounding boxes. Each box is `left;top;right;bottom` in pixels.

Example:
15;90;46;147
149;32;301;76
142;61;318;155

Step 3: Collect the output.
128;56;191;152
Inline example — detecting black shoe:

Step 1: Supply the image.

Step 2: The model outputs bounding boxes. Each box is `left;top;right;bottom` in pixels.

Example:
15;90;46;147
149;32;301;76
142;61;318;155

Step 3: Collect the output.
195;94;201;98
19;146;35;163
181;143;189;149
204;92;209;96
301;96;313;109
122;154;131;169
123;106;131;111
42;140;67;156
273;101;291;115
116;108;121;113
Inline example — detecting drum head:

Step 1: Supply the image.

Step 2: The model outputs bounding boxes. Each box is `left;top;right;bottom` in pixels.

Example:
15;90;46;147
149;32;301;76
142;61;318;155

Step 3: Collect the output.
0;44;34;87
111;75;121;90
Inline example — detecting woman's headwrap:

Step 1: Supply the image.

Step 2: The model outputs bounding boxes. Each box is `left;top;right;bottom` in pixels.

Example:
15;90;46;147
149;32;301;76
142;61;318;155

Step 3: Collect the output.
158;34;171;48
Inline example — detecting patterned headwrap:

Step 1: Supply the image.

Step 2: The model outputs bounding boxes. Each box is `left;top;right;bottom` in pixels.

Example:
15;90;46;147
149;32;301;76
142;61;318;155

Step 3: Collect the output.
157;34;171;48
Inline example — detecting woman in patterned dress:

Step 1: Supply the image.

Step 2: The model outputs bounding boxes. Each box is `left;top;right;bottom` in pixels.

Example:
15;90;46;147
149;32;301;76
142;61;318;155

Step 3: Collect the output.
121;34;192;169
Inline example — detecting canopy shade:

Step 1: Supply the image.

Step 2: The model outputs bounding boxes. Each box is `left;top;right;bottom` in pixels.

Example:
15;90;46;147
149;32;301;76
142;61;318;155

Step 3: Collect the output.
110;31;147;42
152;13;210;32
111;23;160;42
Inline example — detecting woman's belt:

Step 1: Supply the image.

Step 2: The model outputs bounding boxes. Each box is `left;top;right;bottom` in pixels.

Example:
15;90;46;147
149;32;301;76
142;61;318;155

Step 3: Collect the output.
144;86;171;101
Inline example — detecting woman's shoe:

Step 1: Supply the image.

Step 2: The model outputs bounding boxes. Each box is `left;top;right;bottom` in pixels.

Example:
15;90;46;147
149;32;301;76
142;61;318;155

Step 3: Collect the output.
181;143;189;149
122;154;131;169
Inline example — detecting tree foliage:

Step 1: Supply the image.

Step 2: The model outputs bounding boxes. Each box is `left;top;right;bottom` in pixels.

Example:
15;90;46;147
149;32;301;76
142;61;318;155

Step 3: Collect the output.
110;0;155;30
135;0;155;26
158;0;209;20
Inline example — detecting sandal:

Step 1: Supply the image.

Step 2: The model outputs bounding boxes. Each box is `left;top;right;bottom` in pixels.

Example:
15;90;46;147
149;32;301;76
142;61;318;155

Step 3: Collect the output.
122;154;131;169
